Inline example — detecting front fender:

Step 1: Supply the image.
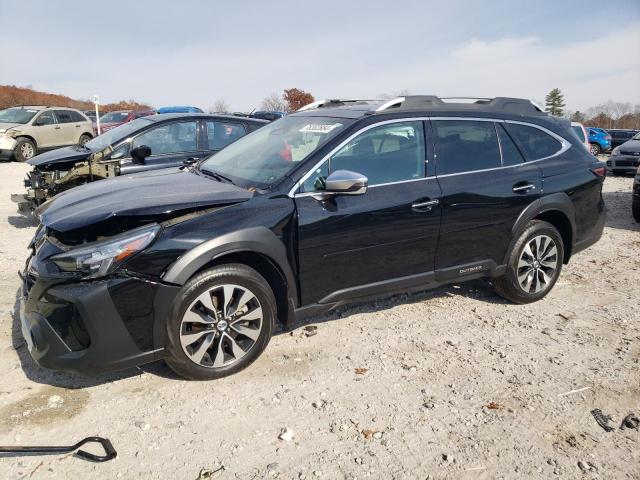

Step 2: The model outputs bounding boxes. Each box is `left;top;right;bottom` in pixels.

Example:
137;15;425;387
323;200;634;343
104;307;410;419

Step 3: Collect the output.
161;225;297;300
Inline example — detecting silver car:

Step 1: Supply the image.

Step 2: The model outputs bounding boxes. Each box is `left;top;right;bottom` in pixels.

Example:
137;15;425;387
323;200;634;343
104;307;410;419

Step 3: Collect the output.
0;106;94;162
607;131;640;175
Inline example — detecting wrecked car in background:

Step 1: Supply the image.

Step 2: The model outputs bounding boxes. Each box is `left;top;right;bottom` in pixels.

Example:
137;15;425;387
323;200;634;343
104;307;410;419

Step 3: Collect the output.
0;106;94;162
17;113;267;210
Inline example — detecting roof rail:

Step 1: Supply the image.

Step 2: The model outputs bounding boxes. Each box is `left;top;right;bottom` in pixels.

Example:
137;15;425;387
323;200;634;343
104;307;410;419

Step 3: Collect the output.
297;99;379;112
375;96;545;115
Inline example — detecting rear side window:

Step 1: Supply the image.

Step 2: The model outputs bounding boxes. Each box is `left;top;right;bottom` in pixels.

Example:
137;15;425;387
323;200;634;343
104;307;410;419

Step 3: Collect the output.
504;123;562;161
497;124;525;166
132;121;198;155
206;121;246;150
54;110;74;123
69;111;86;122
433;120;501;175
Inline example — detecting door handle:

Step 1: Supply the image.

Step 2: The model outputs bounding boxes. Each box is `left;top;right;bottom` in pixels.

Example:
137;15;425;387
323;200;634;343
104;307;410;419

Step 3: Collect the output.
54;126;61;130
412;199;439;211
512;183;536;193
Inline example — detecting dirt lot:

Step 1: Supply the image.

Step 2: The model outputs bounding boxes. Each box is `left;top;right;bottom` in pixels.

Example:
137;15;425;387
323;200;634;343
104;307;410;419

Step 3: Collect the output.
0;162;637;480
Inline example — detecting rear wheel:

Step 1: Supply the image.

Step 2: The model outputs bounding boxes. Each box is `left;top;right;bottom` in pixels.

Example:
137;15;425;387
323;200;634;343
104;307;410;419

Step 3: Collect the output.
633;196;640;223
493;220;564;304
14;138;36;162
590;143;601;155
165;264;276;380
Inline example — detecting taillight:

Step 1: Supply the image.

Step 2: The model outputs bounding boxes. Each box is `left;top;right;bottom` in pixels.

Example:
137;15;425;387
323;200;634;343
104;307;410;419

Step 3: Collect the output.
591;166;606;177
605;136;611;140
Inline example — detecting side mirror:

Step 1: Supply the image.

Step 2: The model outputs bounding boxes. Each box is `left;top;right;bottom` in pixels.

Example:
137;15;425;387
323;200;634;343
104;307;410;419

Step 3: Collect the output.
313;170;368;199
130;145;151;164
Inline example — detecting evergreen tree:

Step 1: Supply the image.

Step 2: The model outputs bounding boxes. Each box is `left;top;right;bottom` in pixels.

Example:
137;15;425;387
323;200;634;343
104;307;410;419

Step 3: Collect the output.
545;88;565;117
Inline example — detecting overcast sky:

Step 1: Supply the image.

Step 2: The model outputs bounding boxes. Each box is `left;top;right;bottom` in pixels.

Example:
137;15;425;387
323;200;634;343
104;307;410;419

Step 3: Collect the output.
2;0;639;112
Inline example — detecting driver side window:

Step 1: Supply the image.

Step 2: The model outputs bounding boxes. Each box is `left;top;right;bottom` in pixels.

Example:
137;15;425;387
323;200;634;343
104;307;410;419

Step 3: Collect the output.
34;111;56;126
300;121;425;192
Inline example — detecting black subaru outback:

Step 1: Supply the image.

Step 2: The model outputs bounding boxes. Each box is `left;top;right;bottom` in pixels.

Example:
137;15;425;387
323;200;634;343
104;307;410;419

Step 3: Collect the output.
20;96;606;380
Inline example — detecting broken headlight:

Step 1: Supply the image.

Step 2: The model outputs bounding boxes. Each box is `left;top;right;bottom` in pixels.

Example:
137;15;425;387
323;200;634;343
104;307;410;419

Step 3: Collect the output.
50;224;160;279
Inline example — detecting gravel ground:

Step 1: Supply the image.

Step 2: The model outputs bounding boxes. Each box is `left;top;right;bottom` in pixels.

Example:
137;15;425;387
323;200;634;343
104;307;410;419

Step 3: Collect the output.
0;162;638;480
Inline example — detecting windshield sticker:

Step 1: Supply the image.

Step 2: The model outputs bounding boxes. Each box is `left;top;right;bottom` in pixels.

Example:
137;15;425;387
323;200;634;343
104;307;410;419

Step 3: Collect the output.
299;123;341;134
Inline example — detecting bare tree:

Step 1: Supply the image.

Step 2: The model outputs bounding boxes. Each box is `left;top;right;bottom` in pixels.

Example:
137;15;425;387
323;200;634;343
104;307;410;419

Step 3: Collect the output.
209;99;231;113
377;89;411;100
260;92;288;112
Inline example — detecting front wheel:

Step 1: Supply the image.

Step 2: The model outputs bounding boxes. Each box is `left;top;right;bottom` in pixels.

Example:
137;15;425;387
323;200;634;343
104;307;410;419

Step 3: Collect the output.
14;138;36;162
493;220;564;304
165;264;276;380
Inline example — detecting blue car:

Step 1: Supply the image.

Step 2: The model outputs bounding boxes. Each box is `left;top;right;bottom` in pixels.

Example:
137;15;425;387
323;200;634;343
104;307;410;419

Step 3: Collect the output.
156;106;203;114
586;127;611;155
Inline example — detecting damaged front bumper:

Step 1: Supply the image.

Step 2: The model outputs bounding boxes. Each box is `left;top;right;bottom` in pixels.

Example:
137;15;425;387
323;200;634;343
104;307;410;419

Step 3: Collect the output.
20;238;180;375
0;134;17;161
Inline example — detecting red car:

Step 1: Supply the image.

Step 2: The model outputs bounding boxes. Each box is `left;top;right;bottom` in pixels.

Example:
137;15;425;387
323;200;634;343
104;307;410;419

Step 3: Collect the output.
93;110;155;135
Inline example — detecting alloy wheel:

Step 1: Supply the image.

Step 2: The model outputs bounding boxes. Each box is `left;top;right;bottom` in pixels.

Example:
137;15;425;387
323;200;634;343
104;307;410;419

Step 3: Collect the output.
21;142;34;159
516;235;558;294
179;284;263;368
590;145;599;155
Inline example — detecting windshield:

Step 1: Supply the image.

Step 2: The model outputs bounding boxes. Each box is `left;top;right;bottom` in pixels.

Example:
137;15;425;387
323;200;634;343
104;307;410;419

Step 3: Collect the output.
100;111;129;123
199;116;352;187
0;107;39;124
85;117;153;151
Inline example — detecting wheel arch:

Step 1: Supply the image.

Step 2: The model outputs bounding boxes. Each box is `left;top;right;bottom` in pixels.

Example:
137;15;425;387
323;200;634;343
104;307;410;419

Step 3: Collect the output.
15;135;38;149
162;226;297;326
508;193;576;264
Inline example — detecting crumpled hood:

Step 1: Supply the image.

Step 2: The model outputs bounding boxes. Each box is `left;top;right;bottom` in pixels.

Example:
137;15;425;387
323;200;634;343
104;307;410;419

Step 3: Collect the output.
27;145;93;168
36;169;252;232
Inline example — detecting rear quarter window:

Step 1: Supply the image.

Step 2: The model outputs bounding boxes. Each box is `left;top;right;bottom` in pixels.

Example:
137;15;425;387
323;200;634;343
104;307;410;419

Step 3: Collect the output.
503;123;562;161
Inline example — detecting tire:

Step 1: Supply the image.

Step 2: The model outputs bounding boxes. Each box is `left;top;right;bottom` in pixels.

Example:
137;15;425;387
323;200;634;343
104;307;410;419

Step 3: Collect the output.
633;196;640;223
590;143;600;156
165;263;276;380
493;220;564;304
14;137;36;162
78;133;92;146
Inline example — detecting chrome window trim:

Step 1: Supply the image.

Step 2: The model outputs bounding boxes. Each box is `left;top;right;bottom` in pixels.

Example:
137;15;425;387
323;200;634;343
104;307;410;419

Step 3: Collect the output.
288;117;572;197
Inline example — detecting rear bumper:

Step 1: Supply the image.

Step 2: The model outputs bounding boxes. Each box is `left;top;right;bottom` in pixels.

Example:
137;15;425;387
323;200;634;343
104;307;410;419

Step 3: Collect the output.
20;266;180;375
572;204;605;257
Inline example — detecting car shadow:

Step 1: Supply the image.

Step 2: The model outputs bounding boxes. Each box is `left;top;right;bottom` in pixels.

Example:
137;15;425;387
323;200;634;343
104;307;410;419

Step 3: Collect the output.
8;215;38;229
602;191;640;233
282;278;507;333
11;279;502;387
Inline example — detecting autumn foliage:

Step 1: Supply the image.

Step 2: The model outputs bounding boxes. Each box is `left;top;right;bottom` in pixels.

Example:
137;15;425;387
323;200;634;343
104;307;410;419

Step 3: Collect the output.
283;88;314;112
0;85;153;112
